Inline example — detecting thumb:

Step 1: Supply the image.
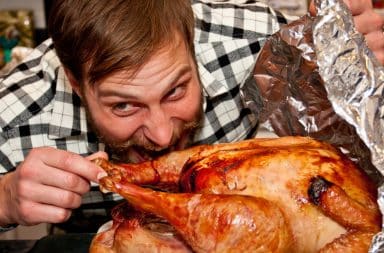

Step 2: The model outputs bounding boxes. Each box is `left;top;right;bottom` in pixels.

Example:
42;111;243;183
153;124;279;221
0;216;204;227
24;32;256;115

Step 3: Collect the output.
86;152;109;182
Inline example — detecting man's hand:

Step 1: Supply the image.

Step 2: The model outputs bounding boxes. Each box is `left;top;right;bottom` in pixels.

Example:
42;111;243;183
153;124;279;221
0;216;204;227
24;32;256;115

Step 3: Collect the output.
0;147;107;226
310;0;384;64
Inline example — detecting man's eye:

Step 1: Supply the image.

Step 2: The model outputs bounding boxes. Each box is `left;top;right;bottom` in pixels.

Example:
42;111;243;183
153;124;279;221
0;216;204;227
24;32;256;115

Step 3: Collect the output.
114;103;131;111
166;84;186;101
112;103;138;116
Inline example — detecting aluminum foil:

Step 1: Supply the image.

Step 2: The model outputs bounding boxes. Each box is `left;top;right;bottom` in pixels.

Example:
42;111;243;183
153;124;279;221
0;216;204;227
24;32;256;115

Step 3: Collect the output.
313;0;384;179
245;0;384;250
250;6;382;185
312;0;384;251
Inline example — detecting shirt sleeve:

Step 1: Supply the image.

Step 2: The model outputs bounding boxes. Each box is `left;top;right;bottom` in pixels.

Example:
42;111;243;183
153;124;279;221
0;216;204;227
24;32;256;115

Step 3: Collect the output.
0;131;17;174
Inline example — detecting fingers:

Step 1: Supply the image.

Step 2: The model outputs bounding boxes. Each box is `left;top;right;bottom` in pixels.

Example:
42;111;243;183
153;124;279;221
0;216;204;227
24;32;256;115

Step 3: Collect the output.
15;200;72;225
30;147;104;183
20;164;91;194
19;180;83;209
342;0;372;15
308;0;384;64
0;172;72;225
353;9;384;35
86;152;109;180
352;7;384;64
364;31;384;63
1;147;107;226
309;0;373;16
364;30;384;50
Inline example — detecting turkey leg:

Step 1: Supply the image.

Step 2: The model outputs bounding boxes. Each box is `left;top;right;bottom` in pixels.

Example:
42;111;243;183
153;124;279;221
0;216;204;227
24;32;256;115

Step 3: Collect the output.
308;176;381;252
93;136;322;187
99;176;293;253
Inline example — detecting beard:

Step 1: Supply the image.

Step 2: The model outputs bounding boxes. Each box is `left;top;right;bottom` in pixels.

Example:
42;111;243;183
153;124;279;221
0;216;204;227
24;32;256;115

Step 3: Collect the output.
83;99;204;163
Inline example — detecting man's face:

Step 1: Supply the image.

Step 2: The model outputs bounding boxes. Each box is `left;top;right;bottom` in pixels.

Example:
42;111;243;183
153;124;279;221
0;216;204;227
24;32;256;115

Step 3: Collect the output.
81;35;203;163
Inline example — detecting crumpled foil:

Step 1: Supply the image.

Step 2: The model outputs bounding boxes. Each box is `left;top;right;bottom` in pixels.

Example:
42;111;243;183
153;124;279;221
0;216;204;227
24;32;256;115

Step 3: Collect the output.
312;0;384;251
243;0;384;251
249;4;382;185
313;0;384;179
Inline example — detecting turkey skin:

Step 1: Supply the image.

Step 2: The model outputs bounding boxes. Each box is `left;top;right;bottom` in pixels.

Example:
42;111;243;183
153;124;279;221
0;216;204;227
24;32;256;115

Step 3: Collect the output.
90;136;381;253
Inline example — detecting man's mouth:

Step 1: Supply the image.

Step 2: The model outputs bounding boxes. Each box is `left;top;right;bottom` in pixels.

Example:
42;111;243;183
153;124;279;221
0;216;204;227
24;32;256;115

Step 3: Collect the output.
129;146;172;163
106;129;195;164
126;133;192;163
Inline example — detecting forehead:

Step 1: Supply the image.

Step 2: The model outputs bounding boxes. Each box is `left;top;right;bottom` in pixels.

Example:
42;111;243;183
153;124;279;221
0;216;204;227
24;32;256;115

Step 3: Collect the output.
83;28;191;88
110;31;188;80
113;33;191;83
92;34;194;93
135;32;189;72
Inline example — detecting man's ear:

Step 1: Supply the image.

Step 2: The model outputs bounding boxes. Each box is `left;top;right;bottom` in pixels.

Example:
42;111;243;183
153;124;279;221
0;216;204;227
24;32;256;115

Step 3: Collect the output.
64;68;83;98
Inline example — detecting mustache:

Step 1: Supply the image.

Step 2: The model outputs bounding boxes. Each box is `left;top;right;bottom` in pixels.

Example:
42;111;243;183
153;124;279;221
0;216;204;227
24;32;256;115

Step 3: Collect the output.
105;119;200;152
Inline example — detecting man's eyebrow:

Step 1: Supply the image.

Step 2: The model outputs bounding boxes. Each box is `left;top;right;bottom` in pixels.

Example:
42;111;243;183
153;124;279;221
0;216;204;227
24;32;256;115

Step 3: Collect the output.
98;84;135;98
167;65;192;87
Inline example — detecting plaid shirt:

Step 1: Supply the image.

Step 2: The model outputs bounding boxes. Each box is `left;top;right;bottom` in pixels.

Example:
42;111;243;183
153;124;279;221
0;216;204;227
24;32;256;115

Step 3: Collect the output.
0;0;289;223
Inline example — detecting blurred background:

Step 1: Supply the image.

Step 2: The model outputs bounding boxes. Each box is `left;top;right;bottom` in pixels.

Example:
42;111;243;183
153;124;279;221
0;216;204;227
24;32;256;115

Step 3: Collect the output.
0;0;382;241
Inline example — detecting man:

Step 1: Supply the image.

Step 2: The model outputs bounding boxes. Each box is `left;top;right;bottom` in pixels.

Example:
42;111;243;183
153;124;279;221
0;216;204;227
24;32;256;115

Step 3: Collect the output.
0;0;383;233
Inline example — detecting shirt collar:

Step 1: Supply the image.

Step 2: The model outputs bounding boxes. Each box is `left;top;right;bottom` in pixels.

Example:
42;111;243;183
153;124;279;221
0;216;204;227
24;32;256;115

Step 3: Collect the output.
196;40;257;98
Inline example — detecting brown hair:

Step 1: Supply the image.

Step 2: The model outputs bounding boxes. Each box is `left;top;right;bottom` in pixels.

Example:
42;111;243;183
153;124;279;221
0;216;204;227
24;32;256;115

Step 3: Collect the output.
48;0;195;85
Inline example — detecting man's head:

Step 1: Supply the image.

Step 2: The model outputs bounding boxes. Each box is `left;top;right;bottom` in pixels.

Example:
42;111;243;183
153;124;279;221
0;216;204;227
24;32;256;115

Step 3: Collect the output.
48;0;203;162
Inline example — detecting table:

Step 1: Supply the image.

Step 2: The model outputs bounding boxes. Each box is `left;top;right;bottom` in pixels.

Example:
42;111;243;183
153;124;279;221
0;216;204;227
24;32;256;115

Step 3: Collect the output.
0;233;94;253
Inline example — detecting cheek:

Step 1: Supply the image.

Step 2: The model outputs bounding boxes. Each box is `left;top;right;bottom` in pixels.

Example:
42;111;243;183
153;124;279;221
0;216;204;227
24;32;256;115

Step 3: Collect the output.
83;90;142;141
171;86;202;121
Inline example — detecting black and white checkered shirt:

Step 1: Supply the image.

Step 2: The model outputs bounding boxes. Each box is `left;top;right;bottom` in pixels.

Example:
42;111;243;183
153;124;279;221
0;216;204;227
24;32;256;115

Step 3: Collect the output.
0;0;290;223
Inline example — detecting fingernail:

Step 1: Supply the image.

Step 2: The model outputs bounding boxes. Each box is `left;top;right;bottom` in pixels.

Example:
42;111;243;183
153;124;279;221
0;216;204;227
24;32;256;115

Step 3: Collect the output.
97;171;108;180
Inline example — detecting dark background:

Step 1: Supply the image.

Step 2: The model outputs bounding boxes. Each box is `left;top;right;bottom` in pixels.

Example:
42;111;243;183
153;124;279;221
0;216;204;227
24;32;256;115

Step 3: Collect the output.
35;0;53;44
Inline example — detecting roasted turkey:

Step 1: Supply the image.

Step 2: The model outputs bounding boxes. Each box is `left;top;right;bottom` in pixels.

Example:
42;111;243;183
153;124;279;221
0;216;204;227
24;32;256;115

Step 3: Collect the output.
89;136;381;253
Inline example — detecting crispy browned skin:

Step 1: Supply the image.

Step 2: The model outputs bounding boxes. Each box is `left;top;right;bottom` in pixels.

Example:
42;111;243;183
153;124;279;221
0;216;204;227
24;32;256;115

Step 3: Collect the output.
89;203;192;253
91;136;381;253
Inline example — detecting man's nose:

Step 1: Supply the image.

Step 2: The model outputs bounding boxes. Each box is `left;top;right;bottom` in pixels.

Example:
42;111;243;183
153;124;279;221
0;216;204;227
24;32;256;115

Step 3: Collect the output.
144;107;173;147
